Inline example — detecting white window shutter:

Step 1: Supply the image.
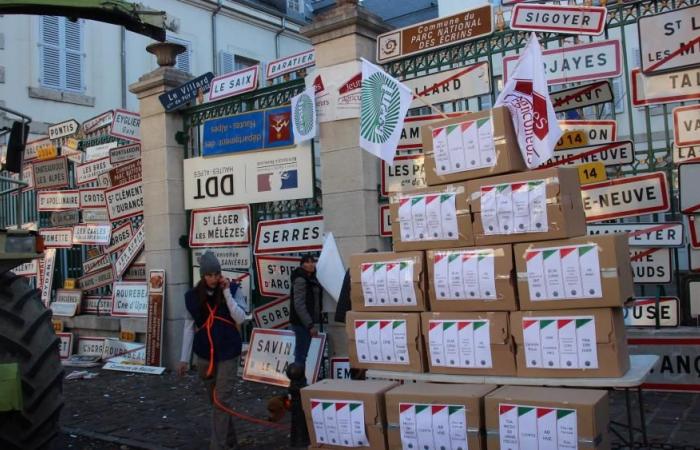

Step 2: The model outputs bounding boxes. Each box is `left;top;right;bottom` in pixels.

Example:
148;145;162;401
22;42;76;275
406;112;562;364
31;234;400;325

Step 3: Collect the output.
218;50;235;75
64;19;83;91
167;36;192;74
40;16;61;89
39;16;84;92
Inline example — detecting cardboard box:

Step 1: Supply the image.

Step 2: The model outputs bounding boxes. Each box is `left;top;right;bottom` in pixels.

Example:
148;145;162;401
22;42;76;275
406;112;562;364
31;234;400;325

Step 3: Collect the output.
346;311;427;372
485;385;610;450
349;251;428;312
421;311;517;376
510;308;630;377
301;379;398;449
514;234;634;310
385;382;497;450
427;245;517;312
389;182;474;252
422;106;528;186
467;167;586;246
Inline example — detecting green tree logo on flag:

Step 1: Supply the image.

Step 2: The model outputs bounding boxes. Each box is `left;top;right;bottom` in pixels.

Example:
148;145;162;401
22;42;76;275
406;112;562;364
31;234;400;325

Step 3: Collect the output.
360;71;401;144
294;92;314;136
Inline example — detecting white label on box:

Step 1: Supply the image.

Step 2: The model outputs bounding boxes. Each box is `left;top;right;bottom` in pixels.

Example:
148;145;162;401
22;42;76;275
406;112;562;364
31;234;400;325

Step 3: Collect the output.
575;317;598;369
518;406;538;449
429;321;446;366
398;193;458;242
478;250;496;299
522;319;543;368
482;180;549;235
543;249;565;300
433;254;450;300
529;181;548;232
380;320;397;362
447;124;467;172
557;409;578;449
477;117;496;167
561;247;583;298
350;402;367;446
443;321;460;366
537;408;558;450
525;250;546;301
430;320;492;369
522;316;597;369
385;263;403;305
449;405;468;449
462;252;480;299
411;196;428;240
436;250;498;301
311;401;328;444
393;320;410;364
432;127;451;175
399;198;415;241
426;194;443;239
526;245;601;301
499;405;519;450
462;121;480;170
417;405;436;450
540;319;560;368
512;182;531;233
558;319;579;369
441;194;459;239
360;263;376;306
354;320;370;362
473;320;493;368
448;254;465;299
323;401;340;445
399;404;419;450
500;404;578;450
432;406;451;450
336;403;353;446
367;320;382;363
480;186;499;235
579;245;602;297
496;184;514;234
400;261;417;305
373;263;389;305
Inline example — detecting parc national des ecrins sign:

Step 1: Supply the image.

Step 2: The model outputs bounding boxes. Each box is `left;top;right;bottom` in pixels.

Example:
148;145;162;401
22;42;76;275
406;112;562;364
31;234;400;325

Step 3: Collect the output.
201;106;294;156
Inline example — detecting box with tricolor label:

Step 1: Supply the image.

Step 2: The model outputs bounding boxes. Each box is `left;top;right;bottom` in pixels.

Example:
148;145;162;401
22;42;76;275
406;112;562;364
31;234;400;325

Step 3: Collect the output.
385;383;497;450
421;106;526;186
485;386;610;450
421;311;516;376
427;245;517;311
514;233;633;310
349;251;427;312
389;182;474;252
346;312;427;372
511;308;630;377
467;166;586;246
301;379;398;450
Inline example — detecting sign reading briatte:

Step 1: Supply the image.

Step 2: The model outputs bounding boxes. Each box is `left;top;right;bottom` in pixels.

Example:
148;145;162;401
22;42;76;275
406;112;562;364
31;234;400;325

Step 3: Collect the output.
376;5;493;63
111;281;148;317
189;206;251;247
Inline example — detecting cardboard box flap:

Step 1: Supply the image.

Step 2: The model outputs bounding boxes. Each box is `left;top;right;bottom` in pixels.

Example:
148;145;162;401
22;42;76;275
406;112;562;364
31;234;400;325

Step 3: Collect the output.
423;311;511;344
511;308;621;345
349;251;424;284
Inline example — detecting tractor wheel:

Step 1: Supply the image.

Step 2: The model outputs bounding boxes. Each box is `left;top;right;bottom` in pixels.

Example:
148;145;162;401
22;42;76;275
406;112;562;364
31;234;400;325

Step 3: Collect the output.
0;272;64;449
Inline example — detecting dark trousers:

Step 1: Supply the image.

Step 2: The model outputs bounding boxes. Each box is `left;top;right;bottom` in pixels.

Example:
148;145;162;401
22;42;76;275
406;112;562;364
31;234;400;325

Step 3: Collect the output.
290;324;312;368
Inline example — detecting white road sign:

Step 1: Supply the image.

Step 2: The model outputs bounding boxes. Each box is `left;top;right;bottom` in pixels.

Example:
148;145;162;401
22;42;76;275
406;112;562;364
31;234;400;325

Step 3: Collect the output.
102;338;146;364
82;110;113;134
76;157;112;185
688;215;700;248
404;62;490;109
581;172;670;222
85;142;118;162
192;247;251;271
630;247;672;284
57;332;73;359
679;162;700;213
110;109;141;142
208;66;259;101
40;228;73;248
83;208;110;223
79;188;106;208
380;204;392;237
543;141;634;167
12;259;37;277
40;249;56;306
32;156;69;189
673;104;700;147
104;180;144;221
551;80;614;113
503;39;621;85
189;206;251;247
78;266;114;292
674;145;700;164
381;154;426;196
82;296;113;314
82;254;111;274
107;222;133;253
48;119;79;140
255;255;300;297
330;357;351;379
77;336;105;356
587;222;684;247
114;225;145;279
559;120;617;145
111;281;148;317
254;215;324;255
73;224;112;245
21;165;34;192
510;4;607;35
624;297;679;327
631;66;700;107
266;49;315;80
51;302;78;317
110;143;141;164
253;297;291;329
183;143;313;210
37;190;79;211
638;5;700;74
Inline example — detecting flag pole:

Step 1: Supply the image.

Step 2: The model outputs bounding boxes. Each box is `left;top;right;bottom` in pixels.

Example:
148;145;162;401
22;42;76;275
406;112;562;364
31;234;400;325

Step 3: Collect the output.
413;95;450;119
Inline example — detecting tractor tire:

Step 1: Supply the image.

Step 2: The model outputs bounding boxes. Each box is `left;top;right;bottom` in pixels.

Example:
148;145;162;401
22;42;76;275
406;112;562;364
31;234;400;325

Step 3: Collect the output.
0;272;64;449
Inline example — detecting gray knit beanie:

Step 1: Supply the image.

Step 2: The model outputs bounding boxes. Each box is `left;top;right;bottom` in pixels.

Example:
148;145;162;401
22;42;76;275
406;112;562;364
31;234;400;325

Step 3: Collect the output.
199;251;221;276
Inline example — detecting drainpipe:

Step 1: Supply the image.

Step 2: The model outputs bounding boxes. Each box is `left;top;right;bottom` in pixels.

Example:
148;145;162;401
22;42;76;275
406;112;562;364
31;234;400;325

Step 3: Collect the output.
212;0;223;73
121;26;126;108
274;16;286;58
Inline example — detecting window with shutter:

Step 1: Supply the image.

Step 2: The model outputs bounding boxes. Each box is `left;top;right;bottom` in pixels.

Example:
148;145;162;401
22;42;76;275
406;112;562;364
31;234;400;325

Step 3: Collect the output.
234;55;258;71
39;16;84;93
167;35;192;74
218;51;235;75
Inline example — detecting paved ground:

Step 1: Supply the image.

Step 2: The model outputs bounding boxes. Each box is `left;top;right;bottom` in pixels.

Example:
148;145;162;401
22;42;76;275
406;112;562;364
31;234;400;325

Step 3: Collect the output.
58;369;700;449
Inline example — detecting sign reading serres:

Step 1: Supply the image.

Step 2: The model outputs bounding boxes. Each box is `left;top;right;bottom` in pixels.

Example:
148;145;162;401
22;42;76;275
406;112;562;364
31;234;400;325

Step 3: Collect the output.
404;62;490;109
581;172;670;222
208;66;259;101
266;49;315;80
673;104;700;147
189;206;251;247
631;66;700;107
510;4;607;35
32;156;69;189
104;180;144;221
588;222;684;247
253;297;291;329
380;204;392;237
376;4;493;63
638;4;700;74
111;281;148;317
256;255;300;297
72;224;112;245
503;39;621;86
37;190;79;211
109;109;141;142
551;81;614;113
254;215;324;255
381;154;426;196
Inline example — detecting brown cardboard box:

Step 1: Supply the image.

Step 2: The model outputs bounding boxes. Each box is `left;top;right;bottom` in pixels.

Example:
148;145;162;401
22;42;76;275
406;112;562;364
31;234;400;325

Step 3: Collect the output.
389;182;474;252
510;308;630;378
422;106;528;186
514;234;634;310
349;251;428;312
346;311;427;372
485;386;610;450
385;383;497;450
301;379;398;449
421;311;517;376
427;245;518;312
467;167;586;246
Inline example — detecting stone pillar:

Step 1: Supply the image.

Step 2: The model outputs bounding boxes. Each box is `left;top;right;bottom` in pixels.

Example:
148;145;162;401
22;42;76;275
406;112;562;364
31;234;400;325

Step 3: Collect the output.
302;3;392;357
129;44;192;369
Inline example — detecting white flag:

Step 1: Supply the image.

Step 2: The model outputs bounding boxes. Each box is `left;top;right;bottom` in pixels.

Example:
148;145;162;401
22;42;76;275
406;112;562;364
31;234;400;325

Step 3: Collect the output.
291;85;317;143
359;58;412;165
316;232;346;302
495;33;562;168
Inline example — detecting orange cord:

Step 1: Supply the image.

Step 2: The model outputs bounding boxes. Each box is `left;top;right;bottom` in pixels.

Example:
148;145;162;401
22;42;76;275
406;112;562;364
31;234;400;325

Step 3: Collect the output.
212;387;288;430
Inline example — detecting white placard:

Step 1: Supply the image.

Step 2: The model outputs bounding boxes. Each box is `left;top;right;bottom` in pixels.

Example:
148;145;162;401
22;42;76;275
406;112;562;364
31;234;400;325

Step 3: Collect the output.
510;4;607;35
111;281;148;317
76;157;112;185
78;266;114;292
525;245;601;300
85;142;118;162
192;247;251;271
37;190;80;211
101;338;146;364
638;5;700;74
522;316;598;369
381;154;426;196
72;224;112;245
630;247;672;284
266;48;315;80
110;109;141;142
404;61;490;109
83;208;110;223
106;222;133;253
82;110;114;134
316;232;345;301
498;404;578;449
12;259;38;277
189;206;251;247
50;302;78;317
399;402;467;450
77;336;105;357
32;157;69;189
114;225;145;279
253;296;290;329
673;104;700;147
104;179;144;221
551;80;614;113
624;297;679;327
631;66;700;107
40;228;73;248
79;188;106;208
109;143;141;164
255;255;300;297
56;288;82;305
82;296;113;314
428;319;492;368
353;319;409;365
587;222;684;247
254;215;324;255
57;332;73;359
208;66;259;101
102;362;166;375
48;119;79;140
310;398;368;447
559;120;617;145
581;172;670;222
183;143;314;210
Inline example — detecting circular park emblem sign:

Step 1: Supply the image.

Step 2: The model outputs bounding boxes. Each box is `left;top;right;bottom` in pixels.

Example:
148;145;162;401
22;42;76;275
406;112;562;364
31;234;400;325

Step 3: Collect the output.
293;92;314;137
360;71;401;144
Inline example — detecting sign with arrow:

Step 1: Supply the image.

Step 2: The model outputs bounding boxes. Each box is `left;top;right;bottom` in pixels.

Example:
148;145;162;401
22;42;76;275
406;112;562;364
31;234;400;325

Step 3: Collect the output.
158;72;214;112
48;119;79;140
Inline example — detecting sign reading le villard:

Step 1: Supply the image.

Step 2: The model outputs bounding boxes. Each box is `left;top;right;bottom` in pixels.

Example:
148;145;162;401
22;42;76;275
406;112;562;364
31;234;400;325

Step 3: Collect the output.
202;106;294;156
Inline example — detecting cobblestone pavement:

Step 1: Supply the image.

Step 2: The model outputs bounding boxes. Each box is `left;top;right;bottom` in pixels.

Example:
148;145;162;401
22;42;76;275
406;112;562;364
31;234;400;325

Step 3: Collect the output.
59;369;700;449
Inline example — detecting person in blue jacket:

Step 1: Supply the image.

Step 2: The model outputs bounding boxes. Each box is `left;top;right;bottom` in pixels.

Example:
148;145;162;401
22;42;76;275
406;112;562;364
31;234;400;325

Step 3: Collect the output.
178;251;247;450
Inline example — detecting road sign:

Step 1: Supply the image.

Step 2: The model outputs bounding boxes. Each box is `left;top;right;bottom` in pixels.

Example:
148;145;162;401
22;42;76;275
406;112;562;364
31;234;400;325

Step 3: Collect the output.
551;80;614;113
628;337;700;391
192;247;251;271
73;224;112;246
679;162;700;213
673;104;700;147
254;215;324;255
189;205;251;247
75;157;112;185
255;255;300;297
159;72;214;112
79;188;106;208
638;4;700;74
630;247;672;284
581;172;670;222
37;190;79;211
624;297;679;327
40;228;73;248
111;281;148;317
688;215;700;248
266;49;315;80
588;222;684;247
577;162;606;185
48;119;79;140
330;357;351;379
631;66;700;107
208;66;259;101
673;144;700;164
114;225;145;279
503;39;621;86
380;204;392;237
555;130;588;150
109;109;141;142
253;297;291;329
559;120;617;144
109;143;141;164
381;154;426;196
376;4;493;63
109;159;141;187
32;156;69;189
542;141;635;168
82;110;113;134
78;266;114;292
510;4;607;35
50;209;80;227
404;62;490;109
104;180;144;221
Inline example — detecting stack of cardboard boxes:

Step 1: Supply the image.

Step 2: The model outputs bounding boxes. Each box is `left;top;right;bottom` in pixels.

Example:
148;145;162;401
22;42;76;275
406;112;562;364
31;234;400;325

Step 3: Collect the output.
301;107;632;449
